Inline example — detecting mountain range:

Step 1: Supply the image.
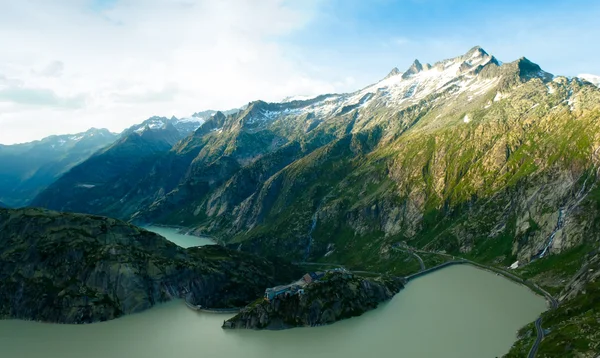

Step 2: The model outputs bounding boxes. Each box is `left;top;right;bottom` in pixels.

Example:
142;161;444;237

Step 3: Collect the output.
8;46;600;356
0;111;241;208
0;128;118;207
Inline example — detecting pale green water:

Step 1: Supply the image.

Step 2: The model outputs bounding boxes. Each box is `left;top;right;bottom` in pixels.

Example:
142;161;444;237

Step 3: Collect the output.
144;226;214;248
0;265;546;358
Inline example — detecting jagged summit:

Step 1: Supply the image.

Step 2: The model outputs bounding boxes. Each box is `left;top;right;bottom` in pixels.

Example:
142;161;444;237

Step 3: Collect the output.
384;67;401;79
401;59;425;79
383;46;498;84
465;45;489;58
512;57;553;81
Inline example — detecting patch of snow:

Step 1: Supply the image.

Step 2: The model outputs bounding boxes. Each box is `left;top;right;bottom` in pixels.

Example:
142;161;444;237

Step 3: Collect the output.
547;85;555;94
509;261;519;269
178;116;206;124
227;50;503;127
531;103;539;109
578;73;600;87
463;114;470;123
341;52;499;112
76;184;95;189
282;94;317;102
493;92;504;102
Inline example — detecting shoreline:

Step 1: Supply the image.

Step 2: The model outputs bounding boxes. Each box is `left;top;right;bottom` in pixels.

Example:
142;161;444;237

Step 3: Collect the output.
402;258;556;358
404;259;556;309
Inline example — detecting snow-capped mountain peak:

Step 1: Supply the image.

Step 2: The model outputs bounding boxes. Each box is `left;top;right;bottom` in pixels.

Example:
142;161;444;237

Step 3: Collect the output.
384;67;402;79
348;46;500;108
401;59;429;79
236;47;509;128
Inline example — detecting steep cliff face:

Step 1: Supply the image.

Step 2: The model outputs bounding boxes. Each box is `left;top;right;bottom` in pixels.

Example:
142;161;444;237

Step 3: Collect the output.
223;272;404;330
0;208;300;323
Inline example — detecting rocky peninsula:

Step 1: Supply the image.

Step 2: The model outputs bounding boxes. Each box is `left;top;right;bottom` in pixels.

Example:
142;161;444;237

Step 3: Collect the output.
223;271;404;330
0;207;301;323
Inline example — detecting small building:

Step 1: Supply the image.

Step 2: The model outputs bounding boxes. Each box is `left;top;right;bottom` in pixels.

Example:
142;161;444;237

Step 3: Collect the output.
302;273;313;284
302;271;325;284
264;285;291;301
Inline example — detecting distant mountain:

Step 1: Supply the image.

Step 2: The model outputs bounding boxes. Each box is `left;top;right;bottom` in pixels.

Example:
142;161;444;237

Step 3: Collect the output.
123;110;241;138
32;122;184;214
0;201;7;209
0;128;117;207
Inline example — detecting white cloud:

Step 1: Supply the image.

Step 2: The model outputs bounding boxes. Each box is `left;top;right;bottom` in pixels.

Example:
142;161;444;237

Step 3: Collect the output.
37;61;65;78
0;0;342;144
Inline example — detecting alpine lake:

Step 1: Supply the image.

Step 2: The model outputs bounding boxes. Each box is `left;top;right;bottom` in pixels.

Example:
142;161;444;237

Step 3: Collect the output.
0;227;547;358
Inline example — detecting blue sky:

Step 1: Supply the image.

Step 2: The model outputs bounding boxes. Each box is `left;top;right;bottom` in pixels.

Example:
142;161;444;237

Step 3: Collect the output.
280;0;600;83
0;0;599;144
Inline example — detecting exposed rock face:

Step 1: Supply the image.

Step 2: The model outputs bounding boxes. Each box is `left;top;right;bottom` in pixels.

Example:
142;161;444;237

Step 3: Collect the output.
223;272;404;330
0;208;300;323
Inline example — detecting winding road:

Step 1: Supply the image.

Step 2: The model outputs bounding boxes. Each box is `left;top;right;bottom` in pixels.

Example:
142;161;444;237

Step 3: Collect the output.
528;317;545;358
391;244;426;271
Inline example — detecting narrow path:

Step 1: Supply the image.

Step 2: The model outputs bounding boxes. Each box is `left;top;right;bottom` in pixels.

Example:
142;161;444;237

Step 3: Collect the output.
391;245;425;271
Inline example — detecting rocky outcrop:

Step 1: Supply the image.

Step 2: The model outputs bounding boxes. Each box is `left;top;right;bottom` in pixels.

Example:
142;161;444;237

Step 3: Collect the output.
223;272;404;330
0;208;301;323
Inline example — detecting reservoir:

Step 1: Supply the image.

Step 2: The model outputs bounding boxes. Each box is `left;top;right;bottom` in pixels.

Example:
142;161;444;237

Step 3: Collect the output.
0;265;546;358
144;225;214;248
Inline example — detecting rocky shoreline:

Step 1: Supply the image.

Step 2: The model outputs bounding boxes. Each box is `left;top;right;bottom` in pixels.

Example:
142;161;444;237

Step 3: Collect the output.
223;271;404;330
